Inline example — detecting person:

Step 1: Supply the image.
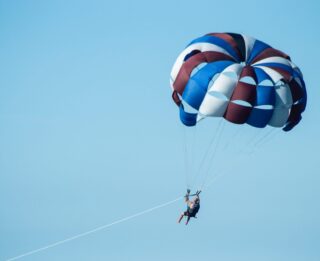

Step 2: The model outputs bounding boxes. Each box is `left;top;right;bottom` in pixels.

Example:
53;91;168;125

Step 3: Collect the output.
178;189;201;225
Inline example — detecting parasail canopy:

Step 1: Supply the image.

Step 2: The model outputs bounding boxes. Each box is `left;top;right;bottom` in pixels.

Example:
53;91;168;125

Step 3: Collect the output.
170;33;307;131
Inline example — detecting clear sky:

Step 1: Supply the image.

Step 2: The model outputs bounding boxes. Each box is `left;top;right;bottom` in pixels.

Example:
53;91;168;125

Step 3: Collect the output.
1;0;319;260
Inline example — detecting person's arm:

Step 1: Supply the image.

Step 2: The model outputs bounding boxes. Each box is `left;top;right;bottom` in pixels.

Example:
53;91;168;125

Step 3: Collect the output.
184;189;191;202
189;190;201;197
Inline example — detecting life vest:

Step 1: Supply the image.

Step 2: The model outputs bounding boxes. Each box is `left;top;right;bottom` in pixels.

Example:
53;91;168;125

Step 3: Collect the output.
187;203;200;217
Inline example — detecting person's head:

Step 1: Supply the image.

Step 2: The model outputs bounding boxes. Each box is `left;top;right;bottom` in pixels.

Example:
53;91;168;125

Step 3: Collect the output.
194;197;200;204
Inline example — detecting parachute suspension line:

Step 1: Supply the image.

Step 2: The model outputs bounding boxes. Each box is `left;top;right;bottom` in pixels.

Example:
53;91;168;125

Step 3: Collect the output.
257;129;280;148
243;127;279;155
220;125;248;161
220;126;243;153
203;125;259;189
200;120;225;189
202;128;282;191
5;196;183;261
203;140;259;191
181;123;197;189
191;119;223;188
189;125;197;189
230;127;266;157
252;128;279;150
182;126;190;188
182;124;198;189
245;128;265;152
203;150;255;191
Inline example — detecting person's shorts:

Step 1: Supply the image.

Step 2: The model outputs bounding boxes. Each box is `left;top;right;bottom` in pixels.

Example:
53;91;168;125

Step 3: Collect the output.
184;210;196;218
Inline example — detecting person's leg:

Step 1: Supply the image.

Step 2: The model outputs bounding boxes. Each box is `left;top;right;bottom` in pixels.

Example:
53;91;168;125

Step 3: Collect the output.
178;213;185;223
185;216;191;225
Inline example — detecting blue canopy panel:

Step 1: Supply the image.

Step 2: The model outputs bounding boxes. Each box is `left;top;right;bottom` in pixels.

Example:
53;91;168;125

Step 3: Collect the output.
253;67;274;84
255;62;294;81
246;85;275;128
255;85;275;106
283;76;307;131
181;61;234;111
299;77;307;111
283;102;304;132
179;104;197;126
292;70;307;111
183;50;201;61
247;40;270;64
247;108;274;128
187;35;240;62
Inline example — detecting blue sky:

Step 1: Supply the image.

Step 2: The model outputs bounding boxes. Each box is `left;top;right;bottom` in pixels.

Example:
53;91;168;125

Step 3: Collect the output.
1;0;319;260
